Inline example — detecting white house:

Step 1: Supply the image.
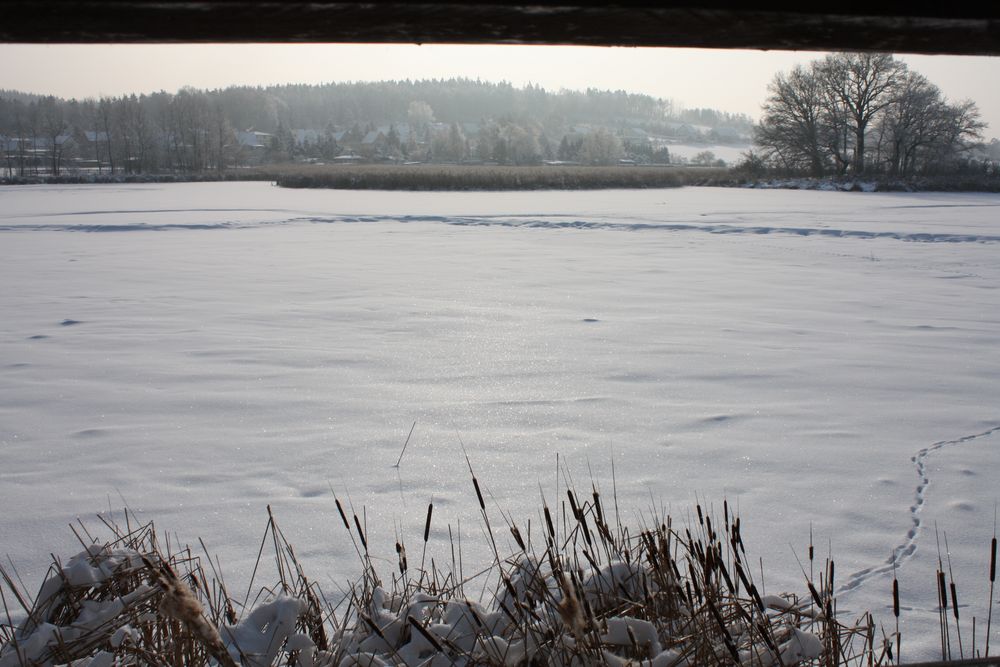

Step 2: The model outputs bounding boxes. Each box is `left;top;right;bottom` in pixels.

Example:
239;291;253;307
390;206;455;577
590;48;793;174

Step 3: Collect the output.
236;129;273;149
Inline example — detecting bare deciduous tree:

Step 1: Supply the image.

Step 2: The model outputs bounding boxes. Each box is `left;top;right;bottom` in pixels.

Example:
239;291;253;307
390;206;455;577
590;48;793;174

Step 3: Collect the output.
815;52;907;174
755;64;827;176
755;52;985;178
39;96;67;176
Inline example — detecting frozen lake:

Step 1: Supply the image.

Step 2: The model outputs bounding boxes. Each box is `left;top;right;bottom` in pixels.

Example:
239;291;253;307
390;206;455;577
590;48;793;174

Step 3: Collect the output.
2;182;999;658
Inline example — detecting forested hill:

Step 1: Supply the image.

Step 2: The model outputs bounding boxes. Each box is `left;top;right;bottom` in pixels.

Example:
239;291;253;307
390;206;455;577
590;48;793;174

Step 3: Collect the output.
0;79;752;138
0;79;755;176
218;79;753;133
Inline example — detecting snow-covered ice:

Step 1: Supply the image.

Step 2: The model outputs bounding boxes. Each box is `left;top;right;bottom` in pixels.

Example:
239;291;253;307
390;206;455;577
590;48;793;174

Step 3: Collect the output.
1;182;999;660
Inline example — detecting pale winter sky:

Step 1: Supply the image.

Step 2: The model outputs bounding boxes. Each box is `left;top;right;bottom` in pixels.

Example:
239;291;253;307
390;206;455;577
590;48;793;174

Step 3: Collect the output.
2;44;999;135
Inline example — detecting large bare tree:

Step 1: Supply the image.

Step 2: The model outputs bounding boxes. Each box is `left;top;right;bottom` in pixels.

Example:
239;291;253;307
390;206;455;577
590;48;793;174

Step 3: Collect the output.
815;52;907;174
755;64;826;175
755;52;984;177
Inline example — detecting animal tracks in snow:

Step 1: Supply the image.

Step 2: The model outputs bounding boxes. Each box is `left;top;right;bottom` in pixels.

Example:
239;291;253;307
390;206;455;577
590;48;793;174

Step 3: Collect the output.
7;213;1000;244
837;425;1000;595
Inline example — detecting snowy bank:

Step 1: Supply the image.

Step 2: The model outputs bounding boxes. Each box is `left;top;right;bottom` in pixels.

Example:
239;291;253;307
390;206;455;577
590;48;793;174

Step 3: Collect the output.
742;176;1000;193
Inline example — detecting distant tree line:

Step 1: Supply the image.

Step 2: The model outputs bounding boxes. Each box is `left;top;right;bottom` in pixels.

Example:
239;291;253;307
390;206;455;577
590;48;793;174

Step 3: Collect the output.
0;79;753;177
0;89;239;176
752;53;988;178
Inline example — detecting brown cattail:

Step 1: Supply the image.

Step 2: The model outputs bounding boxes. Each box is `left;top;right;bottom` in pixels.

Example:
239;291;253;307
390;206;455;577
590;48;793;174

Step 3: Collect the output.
408;615;444;653
807;582;824;610
705;597;740;662
465;601;484;629
544;505;555;539
423;503;433;543
991;537;997;583
335;498;350;531
893;577;900;618
353;514;368;551
567;490;580;520
472;477;485;511
938;570;948;609
951;581;960;620
510;524;526;551
396;541;408;573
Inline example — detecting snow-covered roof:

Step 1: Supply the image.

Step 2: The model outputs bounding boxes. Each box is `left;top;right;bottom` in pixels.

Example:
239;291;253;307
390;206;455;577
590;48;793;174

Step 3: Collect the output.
236;130;272;148
33;134;74;148
710;126;743;141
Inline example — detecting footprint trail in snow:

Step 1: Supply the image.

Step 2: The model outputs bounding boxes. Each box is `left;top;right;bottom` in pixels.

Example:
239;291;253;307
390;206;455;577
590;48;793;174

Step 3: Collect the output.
837;425;1000;595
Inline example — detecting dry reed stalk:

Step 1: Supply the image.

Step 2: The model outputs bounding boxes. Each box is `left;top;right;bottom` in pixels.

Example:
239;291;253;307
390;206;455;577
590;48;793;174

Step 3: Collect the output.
144;555;237;667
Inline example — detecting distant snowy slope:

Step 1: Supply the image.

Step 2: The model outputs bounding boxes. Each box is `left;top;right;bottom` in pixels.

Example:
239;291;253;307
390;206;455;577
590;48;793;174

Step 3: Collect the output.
667;143;750;164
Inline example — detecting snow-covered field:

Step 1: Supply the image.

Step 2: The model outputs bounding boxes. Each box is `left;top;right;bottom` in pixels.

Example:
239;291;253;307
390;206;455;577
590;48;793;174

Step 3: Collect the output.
2;182;998;659
667;143;750;164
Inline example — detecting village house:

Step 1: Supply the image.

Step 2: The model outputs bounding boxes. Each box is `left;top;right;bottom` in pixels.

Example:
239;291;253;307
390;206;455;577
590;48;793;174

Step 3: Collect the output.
236;129;274;150
359;129;389;157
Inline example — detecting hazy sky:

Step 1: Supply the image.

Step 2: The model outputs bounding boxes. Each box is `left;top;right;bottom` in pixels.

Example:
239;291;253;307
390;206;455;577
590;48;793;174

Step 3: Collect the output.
3;44;999;135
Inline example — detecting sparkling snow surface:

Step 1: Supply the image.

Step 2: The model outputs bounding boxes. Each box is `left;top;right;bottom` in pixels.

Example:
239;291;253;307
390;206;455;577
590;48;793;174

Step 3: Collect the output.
2;182;999;659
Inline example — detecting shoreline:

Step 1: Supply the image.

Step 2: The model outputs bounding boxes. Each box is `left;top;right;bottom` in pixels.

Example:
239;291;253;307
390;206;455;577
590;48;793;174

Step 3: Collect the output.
2;166;998;193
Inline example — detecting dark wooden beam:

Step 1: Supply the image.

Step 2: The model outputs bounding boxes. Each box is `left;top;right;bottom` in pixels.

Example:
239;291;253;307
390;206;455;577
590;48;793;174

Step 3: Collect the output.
2;2;999;55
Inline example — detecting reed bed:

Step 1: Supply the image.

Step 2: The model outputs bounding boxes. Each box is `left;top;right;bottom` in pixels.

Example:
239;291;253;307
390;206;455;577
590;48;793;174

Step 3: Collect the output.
2;464;985;666
272;164;734;191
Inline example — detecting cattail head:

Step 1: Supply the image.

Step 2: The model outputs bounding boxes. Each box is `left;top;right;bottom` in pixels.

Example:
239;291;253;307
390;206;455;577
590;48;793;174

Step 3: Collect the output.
937;570;947;609
396;542;408;574
510;524;526;551
592;491;604;523
991;536;996;583
353;514;368;552
950;581;960;620
472;477;485;511
567;490;580;520
893;577;900;618
423;503;433;543
335;498;350;531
